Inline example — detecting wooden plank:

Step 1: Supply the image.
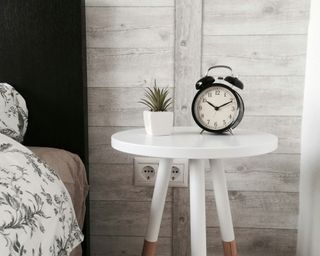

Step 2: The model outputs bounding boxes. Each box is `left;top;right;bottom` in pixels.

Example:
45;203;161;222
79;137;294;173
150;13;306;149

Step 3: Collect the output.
207;228;297;256
88;87;302;135
90;228;296;256
86;7;174;48
87;76;303;116
181;74;303;116
202;35;307;76
88;126;136;164
88;87;174;111
89;151;299;192
87;115;300;163
89;136;299;167
205;154;300;192
89;143;298;165
89;153;299;199
89;163;173;201
87;48;173;88
87;77;304;126
174;0;203;126
172;188;190;256
85;0;174;7
203;0;310;36
88;100;301;128
89;126;133;146
88;116;301;152
91;236;172;256
240;76;304;116
173;0;203;255
239;116;301;154
89;144;135;164
206;191;298;229
89;109;143;127
91;200;172;236
87;87;173;126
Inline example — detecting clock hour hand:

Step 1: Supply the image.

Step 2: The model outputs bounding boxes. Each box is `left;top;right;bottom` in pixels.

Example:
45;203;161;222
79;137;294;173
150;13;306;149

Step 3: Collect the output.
205;100;219;110
217;100;233;109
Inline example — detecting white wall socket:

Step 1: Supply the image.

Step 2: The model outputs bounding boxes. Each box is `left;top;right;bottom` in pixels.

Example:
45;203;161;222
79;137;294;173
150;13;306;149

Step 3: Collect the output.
134;157;188;187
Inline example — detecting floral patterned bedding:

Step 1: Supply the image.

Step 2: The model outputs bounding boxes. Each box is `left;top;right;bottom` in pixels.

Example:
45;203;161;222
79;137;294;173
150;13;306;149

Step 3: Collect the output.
0;83;28;142
0;133;83;256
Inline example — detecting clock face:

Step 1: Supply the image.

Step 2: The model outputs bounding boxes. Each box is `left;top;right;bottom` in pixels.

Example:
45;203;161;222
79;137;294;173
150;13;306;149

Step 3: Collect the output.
192;85;239;132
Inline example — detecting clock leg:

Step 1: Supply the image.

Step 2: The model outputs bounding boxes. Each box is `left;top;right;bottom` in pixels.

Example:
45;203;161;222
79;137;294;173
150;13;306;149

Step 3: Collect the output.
210;159;238;256
142;158;173;256
189;159;207;256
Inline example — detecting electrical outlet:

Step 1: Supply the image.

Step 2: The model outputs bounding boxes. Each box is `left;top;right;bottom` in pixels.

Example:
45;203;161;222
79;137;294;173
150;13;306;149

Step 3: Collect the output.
134;157;188;187
141;165;156;181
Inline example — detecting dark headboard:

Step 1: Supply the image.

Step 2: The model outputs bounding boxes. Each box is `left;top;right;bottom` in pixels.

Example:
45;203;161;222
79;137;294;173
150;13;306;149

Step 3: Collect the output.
0;0;89;254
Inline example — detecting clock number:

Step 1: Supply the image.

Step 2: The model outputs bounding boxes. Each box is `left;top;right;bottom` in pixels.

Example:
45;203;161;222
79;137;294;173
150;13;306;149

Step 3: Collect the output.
231;106;235;111
223;120;226;125
201;113;204;118
215;90;220;95
202;98;206;103
207;119;210;125
224;92;227;97
208;92;212;97
229;114;232;119
198;105;202;111
214;122;218;127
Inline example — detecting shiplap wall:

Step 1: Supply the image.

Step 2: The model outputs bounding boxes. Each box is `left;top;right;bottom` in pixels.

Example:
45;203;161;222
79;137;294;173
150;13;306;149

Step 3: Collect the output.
86;1;174;255
201;1;309;255
85;0;310;255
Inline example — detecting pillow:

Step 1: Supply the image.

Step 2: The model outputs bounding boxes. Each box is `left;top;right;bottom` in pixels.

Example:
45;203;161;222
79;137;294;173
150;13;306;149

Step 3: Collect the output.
0;83;28;142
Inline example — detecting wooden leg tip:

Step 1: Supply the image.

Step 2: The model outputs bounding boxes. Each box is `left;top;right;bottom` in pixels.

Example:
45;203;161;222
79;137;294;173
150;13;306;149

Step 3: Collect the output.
223;240;238;256
142;240;157;256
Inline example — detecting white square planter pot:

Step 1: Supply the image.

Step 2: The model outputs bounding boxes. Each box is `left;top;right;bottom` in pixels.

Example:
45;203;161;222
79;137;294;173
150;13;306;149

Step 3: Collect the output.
143;111;173;136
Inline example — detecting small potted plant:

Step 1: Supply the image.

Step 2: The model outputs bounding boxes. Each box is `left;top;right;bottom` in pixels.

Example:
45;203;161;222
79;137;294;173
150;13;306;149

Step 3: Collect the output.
139;81;173;136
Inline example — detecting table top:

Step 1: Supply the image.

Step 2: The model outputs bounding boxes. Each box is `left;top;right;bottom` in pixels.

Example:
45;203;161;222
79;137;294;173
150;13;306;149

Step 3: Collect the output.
111;127;278;159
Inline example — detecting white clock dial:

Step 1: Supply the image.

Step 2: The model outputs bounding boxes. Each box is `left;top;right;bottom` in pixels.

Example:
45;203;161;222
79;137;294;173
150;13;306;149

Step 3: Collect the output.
194;86;238;131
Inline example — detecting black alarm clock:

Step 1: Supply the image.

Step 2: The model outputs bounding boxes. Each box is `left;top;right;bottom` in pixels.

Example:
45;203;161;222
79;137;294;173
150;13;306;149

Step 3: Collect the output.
191;65;245;134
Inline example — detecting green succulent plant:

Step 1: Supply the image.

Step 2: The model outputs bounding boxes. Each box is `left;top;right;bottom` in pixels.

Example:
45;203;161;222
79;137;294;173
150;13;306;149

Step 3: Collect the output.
139;81;172;112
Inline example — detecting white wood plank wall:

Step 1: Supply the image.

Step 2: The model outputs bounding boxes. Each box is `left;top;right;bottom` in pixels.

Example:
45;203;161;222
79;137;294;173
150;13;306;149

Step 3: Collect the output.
86;0;174;255
201;0;310;255
85;0;310;255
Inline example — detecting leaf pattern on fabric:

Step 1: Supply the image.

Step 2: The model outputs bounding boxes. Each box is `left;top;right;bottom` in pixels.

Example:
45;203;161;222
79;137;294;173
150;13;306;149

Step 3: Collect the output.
0;83;28;142
0;134;83;256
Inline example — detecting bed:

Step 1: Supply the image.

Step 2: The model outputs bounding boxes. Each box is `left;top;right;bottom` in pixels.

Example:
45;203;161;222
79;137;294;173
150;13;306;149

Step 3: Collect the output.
29;146;89;256
0;1;89;255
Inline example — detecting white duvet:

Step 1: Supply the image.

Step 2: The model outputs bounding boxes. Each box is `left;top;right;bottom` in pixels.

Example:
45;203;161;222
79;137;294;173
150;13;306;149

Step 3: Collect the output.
0;133;83;256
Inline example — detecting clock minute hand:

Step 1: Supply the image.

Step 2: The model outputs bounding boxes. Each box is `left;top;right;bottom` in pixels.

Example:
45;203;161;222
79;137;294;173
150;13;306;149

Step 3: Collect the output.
217;100;233;109
205;100;219;110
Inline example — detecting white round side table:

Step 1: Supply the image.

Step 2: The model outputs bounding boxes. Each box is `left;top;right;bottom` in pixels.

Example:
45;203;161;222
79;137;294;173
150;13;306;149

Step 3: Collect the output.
111;127;278;256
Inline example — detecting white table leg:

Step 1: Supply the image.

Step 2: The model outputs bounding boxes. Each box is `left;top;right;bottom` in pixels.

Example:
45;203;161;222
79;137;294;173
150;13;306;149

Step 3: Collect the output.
210;159;238;256
189;159;207;256
142;158;173;256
